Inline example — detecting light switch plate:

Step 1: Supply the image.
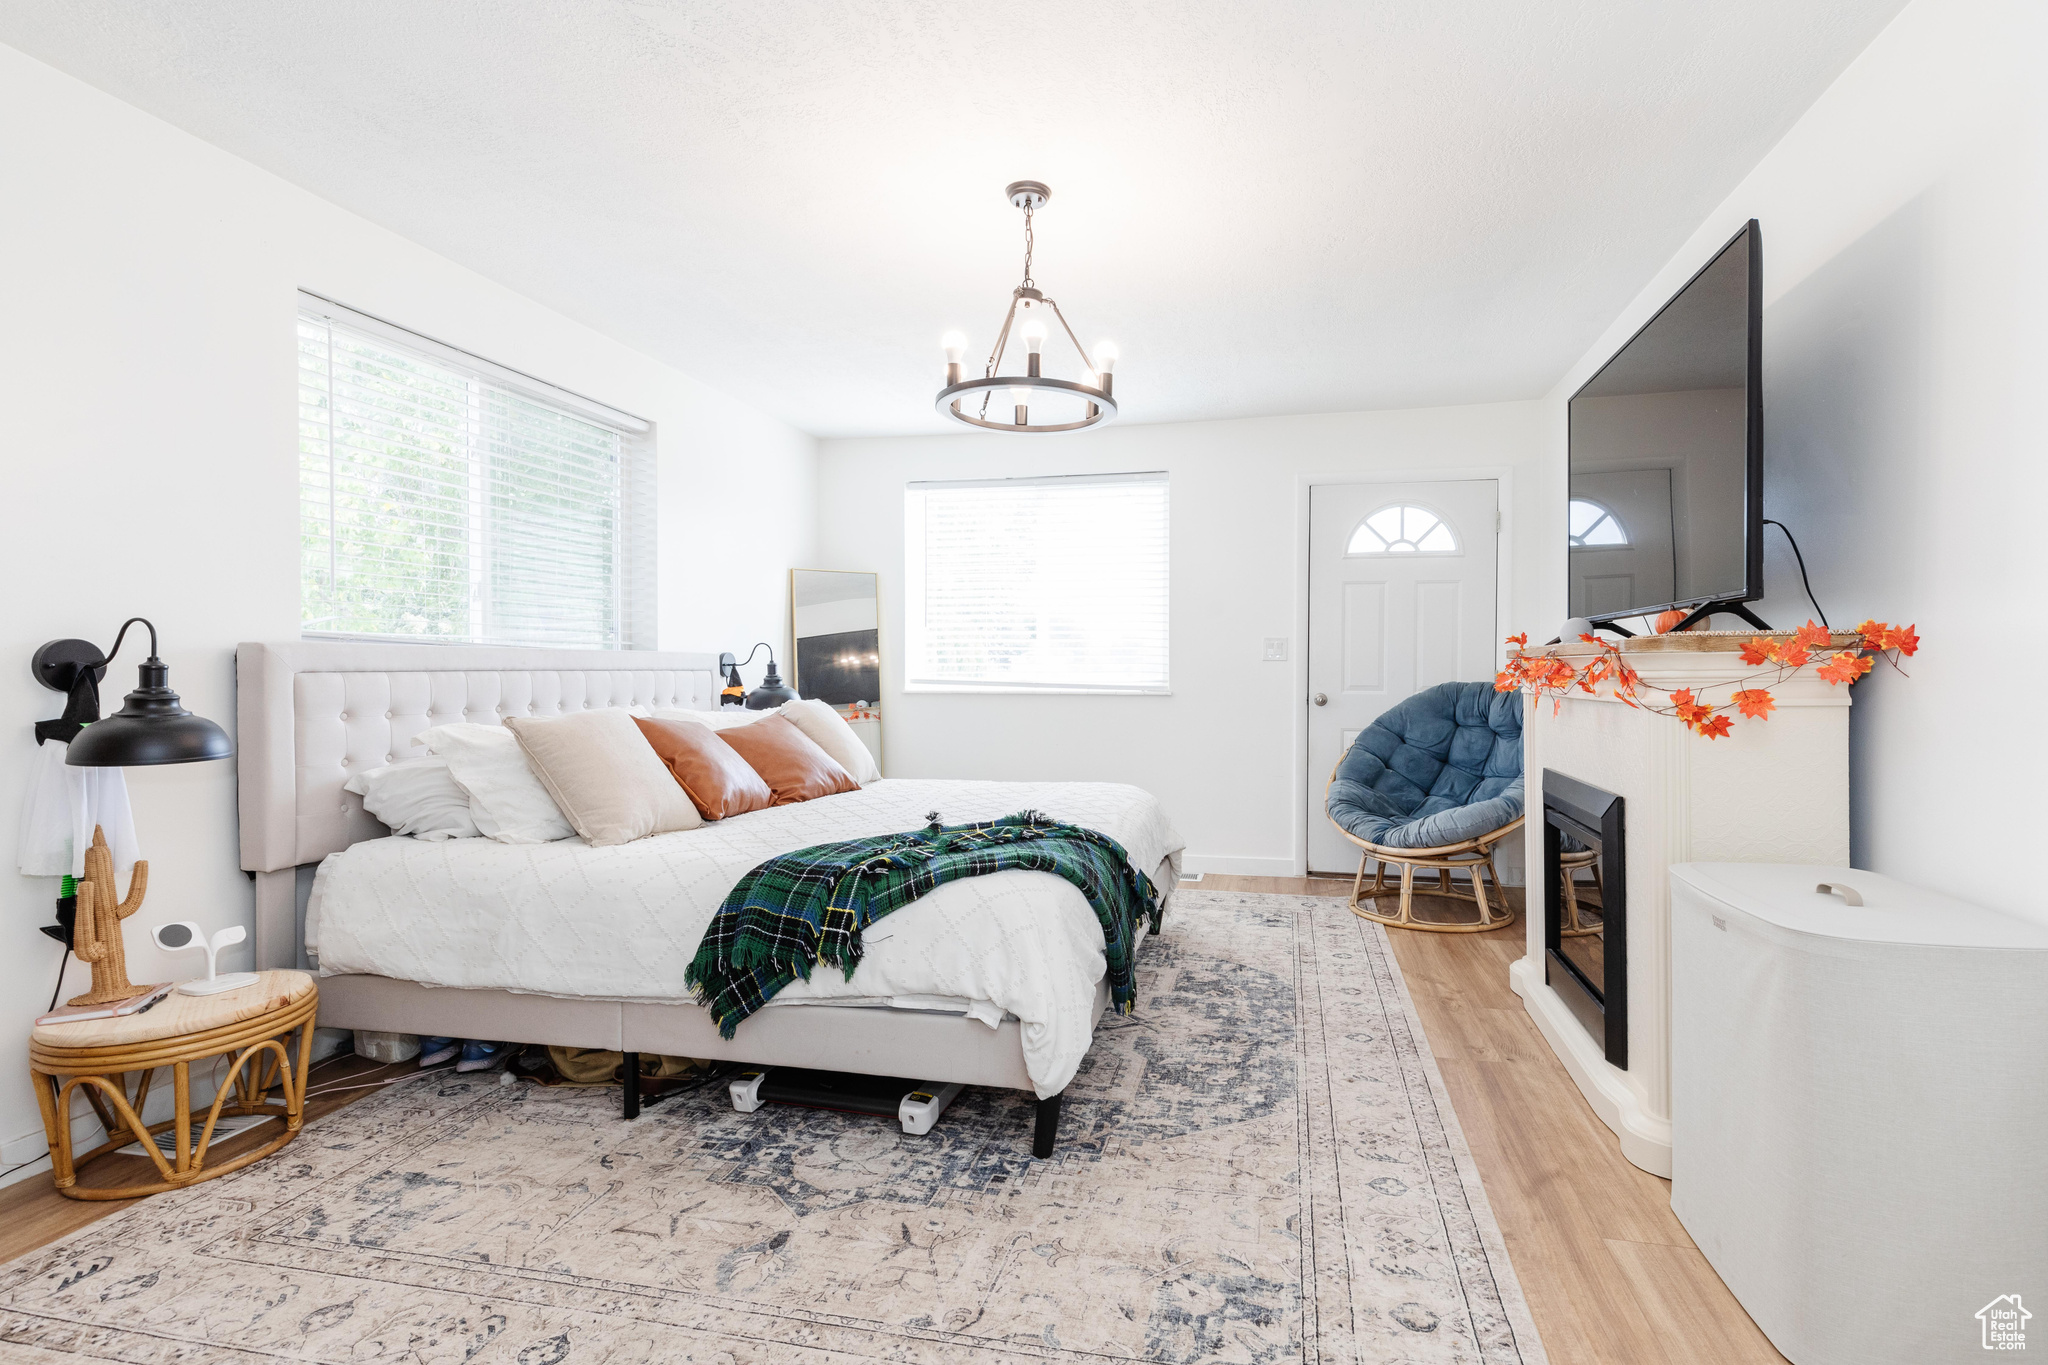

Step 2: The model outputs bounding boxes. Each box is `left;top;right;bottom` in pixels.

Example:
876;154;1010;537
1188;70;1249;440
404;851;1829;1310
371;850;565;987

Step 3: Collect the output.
1263;637;1289;662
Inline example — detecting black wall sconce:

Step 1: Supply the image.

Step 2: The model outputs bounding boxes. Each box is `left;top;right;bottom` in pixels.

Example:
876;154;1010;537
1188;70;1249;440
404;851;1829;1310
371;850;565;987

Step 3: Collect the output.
33;618;233;766
720;642;798;711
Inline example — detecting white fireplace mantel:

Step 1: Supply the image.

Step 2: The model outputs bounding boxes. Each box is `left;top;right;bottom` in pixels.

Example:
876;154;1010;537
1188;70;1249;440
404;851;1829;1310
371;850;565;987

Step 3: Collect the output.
1509;646;1850;1176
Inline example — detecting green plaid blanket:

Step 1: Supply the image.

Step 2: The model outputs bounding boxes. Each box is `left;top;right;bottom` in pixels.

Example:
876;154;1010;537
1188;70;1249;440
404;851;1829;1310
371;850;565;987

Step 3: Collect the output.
685;810;1162;1039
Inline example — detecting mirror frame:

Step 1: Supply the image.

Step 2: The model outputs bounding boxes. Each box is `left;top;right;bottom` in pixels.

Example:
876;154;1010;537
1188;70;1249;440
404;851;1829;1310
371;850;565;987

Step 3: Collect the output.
788;567;883;774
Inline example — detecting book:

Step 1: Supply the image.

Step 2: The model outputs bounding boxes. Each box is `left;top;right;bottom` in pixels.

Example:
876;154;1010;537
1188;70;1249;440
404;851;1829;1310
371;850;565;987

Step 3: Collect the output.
36;982;175;1028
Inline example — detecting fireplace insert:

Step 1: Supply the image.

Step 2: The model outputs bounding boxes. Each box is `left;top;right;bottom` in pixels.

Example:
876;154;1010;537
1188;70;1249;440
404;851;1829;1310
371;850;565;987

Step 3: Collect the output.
1542;769;1626;1068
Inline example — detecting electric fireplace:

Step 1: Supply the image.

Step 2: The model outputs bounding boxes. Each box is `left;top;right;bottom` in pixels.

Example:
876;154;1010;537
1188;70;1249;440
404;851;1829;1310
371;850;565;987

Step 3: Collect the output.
1542;769;1626;1068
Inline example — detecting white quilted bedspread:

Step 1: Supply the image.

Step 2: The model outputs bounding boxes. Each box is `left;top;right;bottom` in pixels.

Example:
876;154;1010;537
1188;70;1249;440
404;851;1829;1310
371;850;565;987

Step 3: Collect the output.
307;779;1183;1095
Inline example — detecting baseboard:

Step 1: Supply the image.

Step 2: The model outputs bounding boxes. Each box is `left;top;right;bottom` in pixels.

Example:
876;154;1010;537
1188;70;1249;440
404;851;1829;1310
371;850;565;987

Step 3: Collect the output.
0;1110;104;1192
1177;854;1303;877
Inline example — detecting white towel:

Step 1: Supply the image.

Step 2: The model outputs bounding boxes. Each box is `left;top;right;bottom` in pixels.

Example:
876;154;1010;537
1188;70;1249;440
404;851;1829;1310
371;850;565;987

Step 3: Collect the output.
16;741;142;877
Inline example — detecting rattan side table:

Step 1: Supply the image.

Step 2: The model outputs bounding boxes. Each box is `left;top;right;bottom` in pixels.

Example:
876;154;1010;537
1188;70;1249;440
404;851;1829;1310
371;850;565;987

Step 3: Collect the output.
30;970;318;1199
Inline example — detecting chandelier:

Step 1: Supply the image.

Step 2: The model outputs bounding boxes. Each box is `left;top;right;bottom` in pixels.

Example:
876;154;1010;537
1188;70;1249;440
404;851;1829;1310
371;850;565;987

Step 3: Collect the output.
935;181;1118;433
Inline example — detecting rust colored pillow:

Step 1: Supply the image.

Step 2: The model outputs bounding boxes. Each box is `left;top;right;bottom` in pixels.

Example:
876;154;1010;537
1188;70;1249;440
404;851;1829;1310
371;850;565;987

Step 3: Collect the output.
716;712;860;806
632;717;773;820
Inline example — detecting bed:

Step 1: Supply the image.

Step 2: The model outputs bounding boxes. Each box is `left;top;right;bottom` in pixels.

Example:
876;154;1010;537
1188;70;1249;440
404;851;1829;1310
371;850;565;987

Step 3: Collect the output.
237;641;1182;1155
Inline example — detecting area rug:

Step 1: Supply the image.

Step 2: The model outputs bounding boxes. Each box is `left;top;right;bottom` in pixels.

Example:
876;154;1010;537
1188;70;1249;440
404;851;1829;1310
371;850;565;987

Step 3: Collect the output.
0;890;1546;1364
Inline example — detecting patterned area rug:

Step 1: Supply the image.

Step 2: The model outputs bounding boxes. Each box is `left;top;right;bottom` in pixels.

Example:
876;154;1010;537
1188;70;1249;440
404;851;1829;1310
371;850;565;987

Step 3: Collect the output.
0;891;1546;1364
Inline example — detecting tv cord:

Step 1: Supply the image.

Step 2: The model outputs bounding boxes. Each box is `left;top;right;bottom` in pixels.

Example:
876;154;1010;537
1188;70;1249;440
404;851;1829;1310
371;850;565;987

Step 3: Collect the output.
1762;519;1828;629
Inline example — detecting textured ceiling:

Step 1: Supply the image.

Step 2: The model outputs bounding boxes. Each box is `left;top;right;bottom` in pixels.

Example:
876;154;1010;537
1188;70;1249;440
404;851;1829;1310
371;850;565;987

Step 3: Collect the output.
1580;226;1753;397
0;1;1907;437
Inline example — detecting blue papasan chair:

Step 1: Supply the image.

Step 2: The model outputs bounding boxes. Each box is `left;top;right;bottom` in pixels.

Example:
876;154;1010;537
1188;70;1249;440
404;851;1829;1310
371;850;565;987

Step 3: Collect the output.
1324;680;1524;932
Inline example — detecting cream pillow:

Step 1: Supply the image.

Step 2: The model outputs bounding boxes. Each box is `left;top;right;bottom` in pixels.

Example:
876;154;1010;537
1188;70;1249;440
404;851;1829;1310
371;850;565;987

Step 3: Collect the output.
506;710;703;846
418;723;575;844
777;699;883;784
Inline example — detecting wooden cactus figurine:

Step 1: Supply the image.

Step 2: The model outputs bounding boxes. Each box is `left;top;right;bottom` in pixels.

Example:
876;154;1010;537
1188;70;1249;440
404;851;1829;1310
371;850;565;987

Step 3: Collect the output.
68;825;153;1006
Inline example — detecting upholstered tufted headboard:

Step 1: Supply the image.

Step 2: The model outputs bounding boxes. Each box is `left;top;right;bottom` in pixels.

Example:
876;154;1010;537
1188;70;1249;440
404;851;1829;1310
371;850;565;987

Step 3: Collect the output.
236;640;719;967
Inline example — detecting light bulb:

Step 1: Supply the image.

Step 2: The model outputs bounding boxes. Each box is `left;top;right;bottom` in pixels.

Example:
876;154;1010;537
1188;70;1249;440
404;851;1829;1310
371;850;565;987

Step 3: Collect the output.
1020;320;1047;355
1095;340;1118;374
1009;386;1033;408
941;331;966;364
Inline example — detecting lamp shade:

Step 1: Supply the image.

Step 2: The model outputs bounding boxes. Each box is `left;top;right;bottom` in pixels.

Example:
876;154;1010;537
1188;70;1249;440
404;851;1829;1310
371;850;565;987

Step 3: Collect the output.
66;659;232;767
744;674;799;709
730;640;799;710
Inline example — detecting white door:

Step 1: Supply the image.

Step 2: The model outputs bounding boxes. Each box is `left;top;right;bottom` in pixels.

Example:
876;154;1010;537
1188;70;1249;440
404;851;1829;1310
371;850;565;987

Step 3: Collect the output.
1308;480;1499;874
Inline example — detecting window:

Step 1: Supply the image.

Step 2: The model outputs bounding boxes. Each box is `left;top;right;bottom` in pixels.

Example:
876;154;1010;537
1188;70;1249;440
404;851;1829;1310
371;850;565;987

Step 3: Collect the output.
1347;504;1459;555
1569;497;1629;548
297;295;655;648
904;472;1169;693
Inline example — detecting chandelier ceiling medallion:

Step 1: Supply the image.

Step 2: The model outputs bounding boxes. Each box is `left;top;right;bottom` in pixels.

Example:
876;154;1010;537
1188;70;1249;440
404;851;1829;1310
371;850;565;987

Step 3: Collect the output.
936;181;1118;433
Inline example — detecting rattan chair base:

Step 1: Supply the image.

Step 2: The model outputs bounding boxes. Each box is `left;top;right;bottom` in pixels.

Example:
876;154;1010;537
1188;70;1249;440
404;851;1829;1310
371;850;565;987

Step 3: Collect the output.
1339;817;1524;934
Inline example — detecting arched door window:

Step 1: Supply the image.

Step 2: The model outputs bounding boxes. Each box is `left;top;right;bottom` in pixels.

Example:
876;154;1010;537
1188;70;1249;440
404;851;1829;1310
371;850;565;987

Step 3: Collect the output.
1569;498;1629;548
1347;504;1460;555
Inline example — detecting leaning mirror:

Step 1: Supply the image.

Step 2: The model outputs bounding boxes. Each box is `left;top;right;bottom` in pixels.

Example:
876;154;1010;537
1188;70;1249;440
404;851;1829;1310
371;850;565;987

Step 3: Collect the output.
789;569;882;774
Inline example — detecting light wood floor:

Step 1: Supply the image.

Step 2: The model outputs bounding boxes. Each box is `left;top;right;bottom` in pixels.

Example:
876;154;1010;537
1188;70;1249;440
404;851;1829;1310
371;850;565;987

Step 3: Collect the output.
0;884;1785;1364
1208;873;1786;1365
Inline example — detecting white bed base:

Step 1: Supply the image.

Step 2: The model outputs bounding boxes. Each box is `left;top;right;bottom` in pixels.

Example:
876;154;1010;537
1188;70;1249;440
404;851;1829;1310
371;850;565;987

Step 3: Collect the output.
236;640;1153;1151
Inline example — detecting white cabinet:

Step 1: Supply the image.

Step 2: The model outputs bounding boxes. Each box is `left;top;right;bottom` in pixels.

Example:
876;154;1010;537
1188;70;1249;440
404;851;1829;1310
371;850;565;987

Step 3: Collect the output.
1670;863;2048;1365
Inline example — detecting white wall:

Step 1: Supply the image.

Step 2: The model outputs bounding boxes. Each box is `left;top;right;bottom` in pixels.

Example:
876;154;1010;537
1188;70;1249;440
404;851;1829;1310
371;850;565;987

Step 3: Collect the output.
1541;0;2047;923
817;402;1545;876
0;44;816;1183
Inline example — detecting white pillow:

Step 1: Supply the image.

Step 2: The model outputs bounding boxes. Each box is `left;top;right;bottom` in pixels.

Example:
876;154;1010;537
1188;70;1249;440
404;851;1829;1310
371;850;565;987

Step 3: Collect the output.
344;756;482;841
418;723;575;844
777;699;883;784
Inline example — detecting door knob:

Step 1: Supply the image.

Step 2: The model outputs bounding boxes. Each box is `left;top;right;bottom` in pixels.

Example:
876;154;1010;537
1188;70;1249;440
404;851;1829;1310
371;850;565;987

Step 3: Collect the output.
1313;693;1328;706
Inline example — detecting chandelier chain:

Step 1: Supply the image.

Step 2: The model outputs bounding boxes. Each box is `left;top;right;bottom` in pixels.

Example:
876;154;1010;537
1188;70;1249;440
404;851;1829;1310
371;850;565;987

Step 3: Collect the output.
1021;208;1035;289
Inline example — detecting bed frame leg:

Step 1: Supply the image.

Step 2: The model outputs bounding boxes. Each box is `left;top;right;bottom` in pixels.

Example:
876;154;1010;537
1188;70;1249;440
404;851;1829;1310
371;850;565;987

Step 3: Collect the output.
1032;1092;1061;1158
621;1051;640;1120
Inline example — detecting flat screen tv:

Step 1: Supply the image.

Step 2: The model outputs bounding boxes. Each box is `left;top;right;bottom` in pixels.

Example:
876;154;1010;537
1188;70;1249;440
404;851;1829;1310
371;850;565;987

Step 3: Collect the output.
1568;219;1762;632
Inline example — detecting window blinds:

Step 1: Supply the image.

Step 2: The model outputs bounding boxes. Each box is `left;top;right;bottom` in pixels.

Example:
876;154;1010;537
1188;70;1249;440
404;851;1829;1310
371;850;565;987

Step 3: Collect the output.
297;296;655;648
904;472;1170;692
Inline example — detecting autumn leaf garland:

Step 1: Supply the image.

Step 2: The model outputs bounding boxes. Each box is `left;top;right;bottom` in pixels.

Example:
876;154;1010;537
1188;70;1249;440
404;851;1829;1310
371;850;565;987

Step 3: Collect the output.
1495;618;1917;740
1732;689;1776;720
